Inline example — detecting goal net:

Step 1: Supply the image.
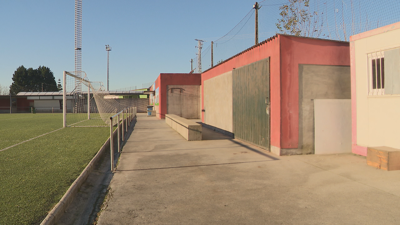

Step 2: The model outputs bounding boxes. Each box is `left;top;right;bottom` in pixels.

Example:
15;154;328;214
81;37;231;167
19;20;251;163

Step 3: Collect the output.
63;71;136;127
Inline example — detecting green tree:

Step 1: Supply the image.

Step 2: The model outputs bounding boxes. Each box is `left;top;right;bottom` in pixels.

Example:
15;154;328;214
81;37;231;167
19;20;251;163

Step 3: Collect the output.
37;66;58;92
276;0;323;38
10;66;58;95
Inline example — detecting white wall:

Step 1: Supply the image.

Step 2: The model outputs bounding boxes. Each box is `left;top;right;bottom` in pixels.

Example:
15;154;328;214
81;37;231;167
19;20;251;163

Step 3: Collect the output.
354;27;400;149
314;99;352;154
204;71;233;132
34;100;60;109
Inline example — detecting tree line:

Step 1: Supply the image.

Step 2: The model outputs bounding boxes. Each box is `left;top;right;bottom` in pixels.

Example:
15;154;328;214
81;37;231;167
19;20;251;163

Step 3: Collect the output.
9;66;61;95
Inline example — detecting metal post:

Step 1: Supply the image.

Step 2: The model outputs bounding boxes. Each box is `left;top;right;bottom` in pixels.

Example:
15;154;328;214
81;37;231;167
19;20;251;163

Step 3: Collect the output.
110;117;114;171
128;107;130;127
125;109;128;132
87;85;90;119
122;110;125;142
117;114;120;152
107;50;109;91
63;71;67;128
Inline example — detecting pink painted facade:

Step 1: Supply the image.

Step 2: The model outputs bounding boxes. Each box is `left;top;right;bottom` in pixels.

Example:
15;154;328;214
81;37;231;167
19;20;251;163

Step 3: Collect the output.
153;73;201;119
201;34;350;153
279;35;350;149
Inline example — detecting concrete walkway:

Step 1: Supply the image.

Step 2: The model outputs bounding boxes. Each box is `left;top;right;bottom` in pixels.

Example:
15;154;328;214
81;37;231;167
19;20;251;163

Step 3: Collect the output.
97;114;400;225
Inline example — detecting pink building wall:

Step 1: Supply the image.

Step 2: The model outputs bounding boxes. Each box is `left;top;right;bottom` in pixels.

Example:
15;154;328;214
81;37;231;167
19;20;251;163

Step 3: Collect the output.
201;34;350;152
279;35;350;149
201;35;281;149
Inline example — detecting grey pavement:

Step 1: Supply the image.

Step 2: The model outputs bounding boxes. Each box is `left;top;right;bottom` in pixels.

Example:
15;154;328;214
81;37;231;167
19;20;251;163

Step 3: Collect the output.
97;114;400;225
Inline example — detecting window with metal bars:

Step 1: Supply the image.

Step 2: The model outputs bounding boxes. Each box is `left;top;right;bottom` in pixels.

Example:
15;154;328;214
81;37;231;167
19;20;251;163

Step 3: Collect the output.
368;51;385;95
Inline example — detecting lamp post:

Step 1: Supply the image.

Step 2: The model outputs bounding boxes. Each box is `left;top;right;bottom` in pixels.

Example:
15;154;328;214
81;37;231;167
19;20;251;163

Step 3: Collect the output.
105;45;112;91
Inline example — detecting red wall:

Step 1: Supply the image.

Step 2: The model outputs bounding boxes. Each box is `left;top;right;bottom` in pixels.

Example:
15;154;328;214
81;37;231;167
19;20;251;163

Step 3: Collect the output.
154;73;201;119
17;97;33;112
201;35;281;148
0;96;33;112
279;35;350;149
0;97;10;109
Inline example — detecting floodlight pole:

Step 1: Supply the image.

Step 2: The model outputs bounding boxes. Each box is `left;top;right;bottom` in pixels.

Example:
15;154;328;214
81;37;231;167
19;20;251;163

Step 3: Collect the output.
195;39;204;73
106;45;112;91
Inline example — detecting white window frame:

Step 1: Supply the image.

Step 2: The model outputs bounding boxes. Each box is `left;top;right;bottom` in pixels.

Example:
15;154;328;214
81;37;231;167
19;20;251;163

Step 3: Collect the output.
367;51;385;95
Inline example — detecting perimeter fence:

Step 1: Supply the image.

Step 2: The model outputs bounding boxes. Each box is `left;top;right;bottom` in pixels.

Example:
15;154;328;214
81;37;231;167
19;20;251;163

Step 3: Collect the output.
192;0;400;73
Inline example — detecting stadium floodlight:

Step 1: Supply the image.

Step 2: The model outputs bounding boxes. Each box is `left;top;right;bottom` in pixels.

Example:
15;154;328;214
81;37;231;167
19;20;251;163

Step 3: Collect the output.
105;45;112;91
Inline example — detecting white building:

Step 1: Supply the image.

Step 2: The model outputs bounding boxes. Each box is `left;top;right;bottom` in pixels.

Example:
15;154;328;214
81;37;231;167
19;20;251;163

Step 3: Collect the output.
350;21;400;156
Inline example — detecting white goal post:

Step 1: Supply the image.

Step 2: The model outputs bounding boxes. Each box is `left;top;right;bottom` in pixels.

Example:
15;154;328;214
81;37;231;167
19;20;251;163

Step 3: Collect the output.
63;71;91;127
62;70;139;128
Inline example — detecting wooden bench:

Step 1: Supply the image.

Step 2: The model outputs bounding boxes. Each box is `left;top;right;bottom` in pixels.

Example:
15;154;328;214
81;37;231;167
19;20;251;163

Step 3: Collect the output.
367;146;400;171
165;114;202;141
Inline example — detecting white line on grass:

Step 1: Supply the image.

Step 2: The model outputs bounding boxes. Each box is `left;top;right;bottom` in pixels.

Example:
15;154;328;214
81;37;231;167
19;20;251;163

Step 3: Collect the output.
0;128;64;152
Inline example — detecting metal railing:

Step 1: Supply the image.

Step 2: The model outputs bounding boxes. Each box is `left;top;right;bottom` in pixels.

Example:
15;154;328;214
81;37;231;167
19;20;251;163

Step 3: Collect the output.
109;106;137;171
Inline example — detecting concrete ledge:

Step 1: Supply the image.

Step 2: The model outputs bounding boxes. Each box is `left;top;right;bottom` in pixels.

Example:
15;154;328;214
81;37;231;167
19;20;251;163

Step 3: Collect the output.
367;146;400;171
165;114;202;141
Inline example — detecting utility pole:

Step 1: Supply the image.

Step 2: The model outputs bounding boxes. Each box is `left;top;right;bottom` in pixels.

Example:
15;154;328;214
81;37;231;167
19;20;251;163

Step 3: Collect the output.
253;2;261;45
195;39;204;73
106;45;112;91
191;59;193;71
211;41;214;68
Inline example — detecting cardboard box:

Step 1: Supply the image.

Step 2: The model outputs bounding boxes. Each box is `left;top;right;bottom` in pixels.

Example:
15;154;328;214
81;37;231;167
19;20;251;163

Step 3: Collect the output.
367;146;400;171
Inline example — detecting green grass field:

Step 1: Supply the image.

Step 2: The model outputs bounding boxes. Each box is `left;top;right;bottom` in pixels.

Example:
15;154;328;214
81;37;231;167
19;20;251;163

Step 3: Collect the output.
0;113;111;224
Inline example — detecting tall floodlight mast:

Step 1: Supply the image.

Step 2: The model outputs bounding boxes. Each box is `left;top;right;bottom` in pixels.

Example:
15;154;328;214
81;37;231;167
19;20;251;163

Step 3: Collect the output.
75;0;82;92
195;39;204;73
106;45;112;91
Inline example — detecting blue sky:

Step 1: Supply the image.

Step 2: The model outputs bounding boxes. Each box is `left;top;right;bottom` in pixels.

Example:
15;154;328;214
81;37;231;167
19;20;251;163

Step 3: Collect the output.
1;0;398;92
0;0;286;91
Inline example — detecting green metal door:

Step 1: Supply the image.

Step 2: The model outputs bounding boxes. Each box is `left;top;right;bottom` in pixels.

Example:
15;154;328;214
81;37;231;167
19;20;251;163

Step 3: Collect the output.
232;58;270;150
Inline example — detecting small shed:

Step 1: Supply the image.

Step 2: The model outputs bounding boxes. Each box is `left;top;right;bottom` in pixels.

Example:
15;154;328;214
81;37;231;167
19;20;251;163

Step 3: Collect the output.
202;34;351;156
151;73;201;119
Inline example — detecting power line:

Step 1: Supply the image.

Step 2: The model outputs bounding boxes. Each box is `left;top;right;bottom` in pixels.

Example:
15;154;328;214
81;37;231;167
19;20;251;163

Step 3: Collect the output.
214;8;254;43
216;10;255;45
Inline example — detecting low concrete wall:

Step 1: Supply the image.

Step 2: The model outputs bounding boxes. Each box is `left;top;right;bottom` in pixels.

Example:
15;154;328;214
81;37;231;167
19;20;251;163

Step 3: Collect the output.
165;114;202;141
41;116;135;225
